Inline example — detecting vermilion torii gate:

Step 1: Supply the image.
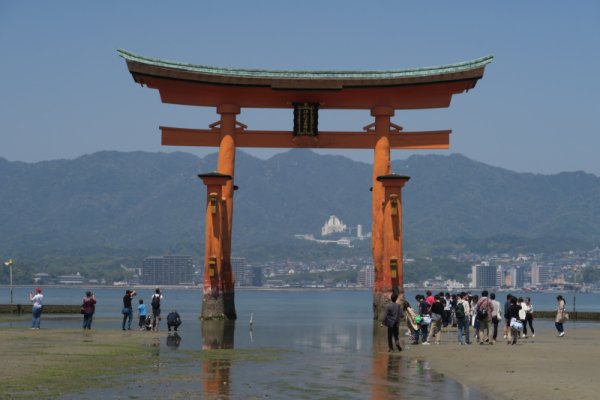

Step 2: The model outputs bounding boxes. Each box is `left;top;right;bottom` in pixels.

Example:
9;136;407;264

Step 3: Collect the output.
119;50;492;321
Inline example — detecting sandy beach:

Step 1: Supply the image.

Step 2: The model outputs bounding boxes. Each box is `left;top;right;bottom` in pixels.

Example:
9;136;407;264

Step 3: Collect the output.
406;324;600;400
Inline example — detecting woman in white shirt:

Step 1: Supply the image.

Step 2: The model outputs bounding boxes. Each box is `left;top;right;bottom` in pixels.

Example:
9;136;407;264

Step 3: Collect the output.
518;297;528;338
29;287;44;329
524;297;535;338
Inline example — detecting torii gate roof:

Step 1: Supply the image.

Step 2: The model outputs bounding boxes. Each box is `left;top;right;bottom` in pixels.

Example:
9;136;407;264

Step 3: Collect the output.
118;49;492;110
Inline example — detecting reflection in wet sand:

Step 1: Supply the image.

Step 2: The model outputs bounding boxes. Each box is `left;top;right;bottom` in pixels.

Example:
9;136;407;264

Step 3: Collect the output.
201;320;235;398
166;332;181;349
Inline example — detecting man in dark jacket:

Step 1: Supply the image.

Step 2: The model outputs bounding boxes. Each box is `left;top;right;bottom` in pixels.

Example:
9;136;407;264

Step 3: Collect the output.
166;309;182;332
381;293;403;352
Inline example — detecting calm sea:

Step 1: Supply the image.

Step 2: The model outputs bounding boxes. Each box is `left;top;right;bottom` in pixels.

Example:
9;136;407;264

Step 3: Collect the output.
2;287;598;399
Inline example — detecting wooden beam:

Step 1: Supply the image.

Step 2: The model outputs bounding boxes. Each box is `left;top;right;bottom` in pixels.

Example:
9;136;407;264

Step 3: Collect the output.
161;126;450;150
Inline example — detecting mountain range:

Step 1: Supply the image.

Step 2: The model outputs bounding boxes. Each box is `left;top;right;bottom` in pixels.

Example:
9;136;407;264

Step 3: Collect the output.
1;150;599;265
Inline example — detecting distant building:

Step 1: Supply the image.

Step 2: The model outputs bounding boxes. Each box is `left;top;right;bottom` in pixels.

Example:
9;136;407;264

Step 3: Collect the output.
142;255;193;285
33;273;54;285
503;266;525;289
357;224;363;238
471;262;496;288
232;257;249;287
357;266;374;288
250;266;263;287
531;264;551;286
321;215;347;236
57;273;84;285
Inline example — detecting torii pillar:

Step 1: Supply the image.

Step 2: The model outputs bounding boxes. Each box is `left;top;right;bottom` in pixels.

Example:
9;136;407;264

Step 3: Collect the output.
375;174;410;320
371;106;410;320
198;172;236;320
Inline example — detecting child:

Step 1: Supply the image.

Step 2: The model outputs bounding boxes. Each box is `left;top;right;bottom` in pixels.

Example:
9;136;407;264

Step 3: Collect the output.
138;299;147;330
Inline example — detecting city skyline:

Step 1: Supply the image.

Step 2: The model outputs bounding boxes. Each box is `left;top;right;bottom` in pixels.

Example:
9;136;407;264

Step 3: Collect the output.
1;2;600;175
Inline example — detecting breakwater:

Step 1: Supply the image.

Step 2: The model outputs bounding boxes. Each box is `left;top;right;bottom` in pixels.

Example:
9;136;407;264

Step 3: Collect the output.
533;310;600;321
0;304;80;314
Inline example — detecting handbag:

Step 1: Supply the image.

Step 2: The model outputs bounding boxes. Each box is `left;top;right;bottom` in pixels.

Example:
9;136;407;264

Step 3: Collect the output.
80;307;85;314
420;315;432;326
510;317;523;332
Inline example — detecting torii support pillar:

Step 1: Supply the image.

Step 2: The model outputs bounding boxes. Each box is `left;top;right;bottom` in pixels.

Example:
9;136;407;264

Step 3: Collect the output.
198;172;237;320
216;104;239;319
371;107;393;319
373;173;410;321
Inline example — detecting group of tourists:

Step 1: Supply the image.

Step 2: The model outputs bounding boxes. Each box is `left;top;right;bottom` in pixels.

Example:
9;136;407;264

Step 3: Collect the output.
382;289;569;350
26;287;182;333
121;288;181;332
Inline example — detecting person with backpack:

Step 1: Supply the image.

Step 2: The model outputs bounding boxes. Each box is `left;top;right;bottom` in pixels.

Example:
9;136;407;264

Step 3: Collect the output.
150;288;163;332
456;292;472;345
476;290;494;345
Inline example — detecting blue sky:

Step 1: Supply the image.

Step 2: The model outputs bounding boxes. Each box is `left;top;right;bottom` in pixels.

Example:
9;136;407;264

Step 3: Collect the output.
1;1;599;175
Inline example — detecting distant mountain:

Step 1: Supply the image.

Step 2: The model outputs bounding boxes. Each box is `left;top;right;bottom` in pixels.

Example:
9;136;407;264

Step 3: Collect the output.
1;150;599;264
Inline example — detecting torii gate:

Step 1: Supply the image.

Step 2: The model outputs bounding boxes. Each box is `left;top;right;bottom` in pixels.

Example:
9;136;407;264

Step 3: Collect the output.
119;50;492;321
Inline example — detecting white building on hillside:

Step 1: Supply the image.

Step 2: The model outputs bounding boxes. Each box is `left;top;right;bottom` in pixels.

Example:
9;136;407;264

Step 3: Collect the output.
321;215;347;236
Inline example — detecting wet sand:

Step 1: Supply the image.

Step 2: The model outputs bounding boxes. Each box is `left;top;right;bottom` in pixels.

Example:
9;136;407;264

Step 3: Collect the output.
0;327;159;399
406;324;600;400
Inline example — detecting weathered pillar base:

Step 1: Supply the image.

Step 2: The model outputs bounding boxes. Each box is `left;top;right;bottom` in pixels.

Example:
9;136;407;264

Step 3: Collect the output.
373;292;388;322
201;293;237;320
373;290;406;322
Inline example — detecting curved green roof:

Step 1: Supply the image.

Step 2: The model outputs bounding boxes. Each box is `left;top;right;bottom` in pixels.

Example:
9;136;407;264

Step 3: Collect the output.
117;49;493;81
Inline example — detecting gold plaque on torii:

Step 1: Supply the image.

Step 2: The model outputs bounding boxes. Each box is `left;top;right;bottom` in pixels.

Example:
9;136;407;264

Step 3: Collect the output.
293;103;319;136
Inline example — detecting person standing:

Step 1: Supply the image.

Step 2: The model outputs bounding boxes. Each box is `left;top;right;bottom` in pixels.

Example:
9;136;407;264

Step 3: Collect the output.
417;294;431;345
442;292;452;328
404;300;419;343
456;292;472;345
150;288;163;332
555;295;568;337
425;290;435;306
518;297;528;338
121;289;136;331
471;294;480;342
29;288;44;329
524;297;535;338
490;292;501;342
506;296;522;345
427;295;444;344
476;291;493;345
138;299;147;330
167;309;183;333
503;294;513;339
381;293;403;352
82;291;96;330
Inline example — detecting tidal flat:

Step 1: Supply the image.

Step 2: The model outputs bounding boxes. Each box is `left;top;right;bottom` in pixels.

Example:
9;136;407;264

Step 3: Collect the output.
0;327;160;399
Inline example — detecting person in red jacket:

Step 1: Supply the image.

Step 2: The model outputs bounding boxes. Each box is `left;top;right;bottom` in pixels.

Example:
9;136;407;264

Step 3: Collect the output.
82;291;96;330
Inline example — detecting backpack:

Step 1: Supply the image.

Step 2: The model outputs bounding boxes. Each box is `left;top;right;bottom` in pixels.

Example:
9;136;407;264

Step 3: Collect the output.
455;303;465;319
151;295;161;309
476;301;488;320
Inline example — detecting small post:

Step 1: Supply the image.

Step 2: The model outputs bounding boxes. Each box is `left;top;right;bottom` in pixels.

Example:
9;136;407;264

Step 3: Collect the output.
6;259;14;305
